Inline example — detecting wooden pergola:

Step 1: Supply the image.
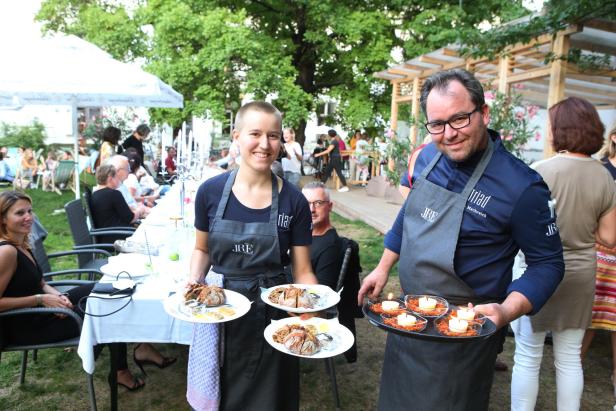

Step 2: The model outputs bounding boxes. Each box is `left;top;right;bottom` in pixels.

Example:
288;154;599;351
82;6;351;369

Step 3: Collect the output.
374;18;616;157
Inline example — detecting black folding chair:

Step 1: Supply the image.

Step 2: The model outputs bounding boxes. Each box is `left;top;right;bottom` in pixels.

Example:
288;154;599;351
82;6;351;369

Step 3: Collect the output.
323;241;357;410
64;198;134;269
0;233;100;410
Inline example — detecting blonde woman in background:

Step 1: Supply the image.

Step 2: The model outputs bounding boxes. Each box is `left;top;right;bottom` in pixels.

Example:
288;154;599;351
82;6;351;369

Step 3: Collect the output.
582;122;616;396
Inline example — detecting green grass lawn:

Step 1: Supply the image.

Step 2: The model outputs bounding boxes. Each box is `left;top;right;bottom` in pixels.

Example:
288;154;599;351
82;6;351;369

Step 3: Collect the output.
0;185;614;411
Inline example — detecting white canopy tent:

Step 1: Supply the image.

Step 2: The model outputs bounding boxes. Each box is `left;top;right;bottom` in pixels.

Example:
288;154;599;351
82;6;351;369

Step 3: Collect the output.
0;33;183;198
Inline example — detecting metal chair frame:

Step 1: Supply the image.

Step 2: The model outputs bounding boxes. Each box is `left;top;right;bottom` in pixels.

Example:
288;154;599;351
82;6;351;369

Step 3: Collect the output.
0;297;97;410
323;244;353;410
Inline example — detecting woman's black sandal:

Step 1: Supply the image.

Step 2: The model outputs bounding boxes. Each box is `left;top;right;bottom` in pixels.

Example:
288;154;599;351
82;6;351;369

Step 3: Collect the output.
109;373;145;391
133;344;177;376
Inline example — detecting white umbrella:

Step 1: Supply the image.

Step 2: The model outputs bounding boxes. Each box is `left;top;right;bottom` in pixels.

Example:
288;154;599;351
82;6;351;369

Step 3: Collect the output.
0;33;184;198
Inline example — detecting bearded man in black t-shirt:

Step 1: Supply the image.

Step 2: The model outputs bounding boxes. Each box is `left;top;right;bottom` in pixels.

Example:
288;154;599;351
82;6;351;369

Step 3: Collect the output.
302;181;358;362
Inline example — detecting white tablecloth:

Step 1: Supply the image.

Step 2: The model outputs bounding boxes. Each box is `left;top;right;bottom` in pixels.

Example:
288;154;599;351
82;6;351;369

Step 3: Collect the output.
77;176;211;374
77;274;193;374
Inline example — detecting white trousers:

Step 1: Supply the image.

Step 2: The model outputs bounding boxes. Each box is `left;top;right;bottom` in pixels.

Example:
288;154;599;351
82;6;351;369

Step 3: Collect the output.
511;315;584;411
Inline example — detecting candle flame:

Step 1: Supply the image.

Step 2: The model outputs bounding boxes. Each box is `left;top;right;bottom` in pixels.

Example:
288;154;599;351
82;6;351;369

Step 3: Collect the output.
387;293;393;300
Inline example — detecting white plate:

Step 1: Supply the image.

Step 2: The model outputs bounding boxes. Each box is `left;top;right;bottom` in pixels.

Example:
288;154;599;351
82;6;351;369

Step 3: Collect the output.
163;289;251;324
261;284;340;313
264;317;354;359
100;253;157;278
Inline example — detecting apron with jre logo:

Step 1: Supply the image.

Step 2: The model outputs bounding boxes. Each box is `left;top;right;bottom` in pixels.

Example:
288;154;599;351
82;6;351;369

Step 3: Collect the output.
187;170;298;411
379;139;506;411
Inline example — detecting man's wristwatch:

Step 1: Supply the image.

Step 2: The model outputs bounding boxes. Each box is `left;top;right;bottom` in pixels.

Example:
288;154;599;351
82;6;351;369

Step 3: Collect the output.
35;294;43;306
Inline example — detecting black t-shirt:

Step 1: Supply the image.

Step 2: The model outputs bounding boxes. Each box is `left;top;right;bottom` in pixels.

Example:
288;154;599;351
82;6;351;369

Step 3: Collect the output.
311;228;343;290
122;135;144;160
91;187;134;243
194;172;312;266
328;139;341;160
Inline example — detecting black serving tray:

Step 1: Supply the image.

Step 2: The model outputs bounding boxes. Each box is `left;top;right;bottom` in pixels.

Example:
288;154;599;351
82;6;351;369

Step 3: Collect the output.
363;303;497;342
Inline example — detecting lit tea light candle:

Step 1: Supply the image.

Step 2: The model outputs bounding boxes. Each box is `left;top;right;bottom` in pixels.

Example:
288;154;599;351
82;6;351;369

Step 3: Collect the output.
397;313;417;327
418;296;437;310
381;300;399;313
448;317;469;333
457;307;475;321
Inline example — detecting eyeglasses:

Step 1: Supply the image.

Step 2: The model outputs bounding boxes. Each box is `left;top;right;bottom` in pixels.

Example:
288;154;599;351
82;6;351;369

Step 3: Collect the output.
307;200;329;208
424;107;481;135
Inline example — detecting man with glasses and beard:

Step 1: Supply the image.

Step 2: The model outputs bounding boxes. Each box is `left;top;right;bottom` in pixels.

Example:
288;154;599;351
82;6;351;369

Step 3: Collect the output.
358;69;564;410
302;181;360;363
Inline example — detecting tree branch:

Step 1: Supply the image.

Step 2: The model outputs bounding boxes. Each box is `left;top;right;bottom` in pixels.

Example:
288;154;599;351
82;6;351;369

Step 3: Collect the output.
250;0;281;14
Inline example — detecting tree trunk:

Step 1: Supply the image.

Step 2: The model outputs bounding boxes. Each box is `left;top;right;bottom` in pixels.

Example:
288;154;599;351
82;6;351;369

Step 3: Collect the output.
296;118;307;148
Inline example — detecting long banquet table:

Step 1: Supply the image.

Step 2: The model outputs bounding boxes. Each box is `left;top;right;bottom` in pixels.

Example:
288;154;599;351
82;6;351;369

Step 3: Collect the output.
77;177;209;410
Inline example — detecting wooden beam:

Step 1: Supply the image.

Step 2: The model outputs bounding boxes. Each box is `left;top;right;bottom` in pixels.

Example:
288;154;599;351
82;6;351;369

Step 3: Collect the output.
497;55;511;93
418;55;452;66
570;38;616;56
403;63;429;72
410;77;421;145
568;74;616;85
442;48;460;57
583;18;616;33
506;67;552;83
530;78;616;98
391;83;399;133
496;25;580;57
566;63;616;78
395;95;414;103
388;68;419;77
545;32;570;157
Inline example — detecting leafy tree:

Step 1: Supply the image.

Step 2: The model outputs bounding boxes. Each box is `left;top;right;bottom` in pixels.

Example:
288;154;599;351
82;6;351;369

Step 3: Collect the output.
0;120;47;150
37;0;527;145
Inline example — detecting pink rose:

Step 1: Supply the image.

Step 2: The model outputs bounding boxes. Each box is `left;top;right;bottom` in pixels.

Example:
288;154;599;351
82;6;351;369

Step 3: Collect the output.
534;132;541;141
515;111;525;120
484;92;495;100
513;83;525;90
527;105;539;119
505;134;513;141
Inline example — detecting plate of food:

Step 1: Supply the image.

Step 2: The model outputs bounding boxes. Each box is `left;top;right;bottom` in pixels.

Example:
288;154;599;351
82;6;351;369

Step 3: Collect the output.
261;284;340;313
433;307;487;338
366;298;406;316
363;300;497;342
100;253;158;278
380;311;428;333
264;316;354;359
404;295;449;318
163;284;252;323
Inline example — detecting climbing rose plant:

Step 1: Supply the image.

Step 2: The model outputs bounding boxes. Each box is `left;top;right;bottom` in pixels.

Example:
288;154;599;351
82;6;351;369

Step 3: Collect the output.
485;87;539;160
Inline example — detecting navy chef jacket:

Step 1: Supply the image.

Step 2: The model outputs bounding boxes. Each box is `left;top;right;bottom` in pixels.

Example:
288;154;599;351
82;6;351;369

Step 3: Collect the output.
385;130;564;314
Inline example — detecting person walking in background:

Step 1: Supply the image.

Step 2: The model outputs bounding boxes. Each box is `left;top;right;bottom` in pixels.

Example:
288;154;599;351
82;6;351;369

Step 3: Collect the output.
582;122;616;397
348;130;362;184
282;127;302;187
314;129;349;192
123;124;150;161
510;99;616;411
354;133;371;186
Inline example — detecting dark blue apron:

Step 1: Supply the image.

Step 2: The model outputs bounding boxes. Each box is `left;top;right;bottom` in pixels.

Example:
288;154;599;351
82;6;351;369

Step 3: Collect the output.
379;139;506;411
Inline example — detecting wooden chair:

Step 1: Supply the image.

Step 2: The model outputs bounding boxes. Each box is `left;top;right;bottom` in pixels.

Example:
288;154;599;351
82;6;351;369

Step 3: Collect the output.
50;160;76;195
